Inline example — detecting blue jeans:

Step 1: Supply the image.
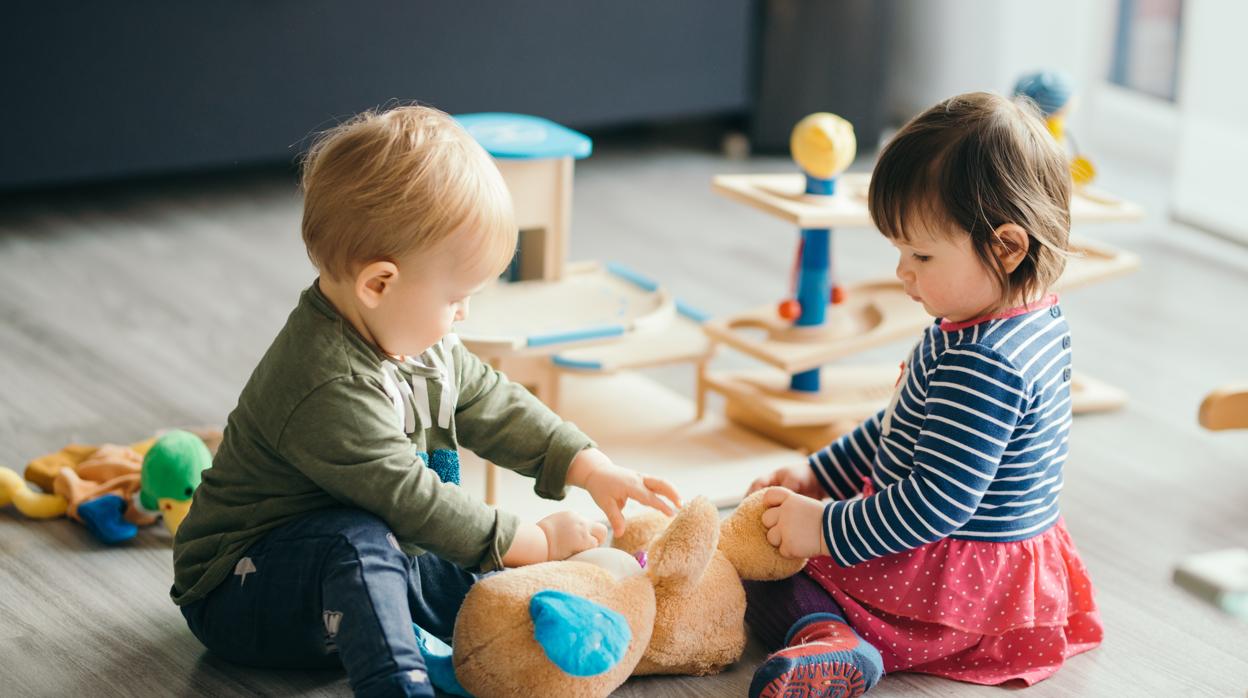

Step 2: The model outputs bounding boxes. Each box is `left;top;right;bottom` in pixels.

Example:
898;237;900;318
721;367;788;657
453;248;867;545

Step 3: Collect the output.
179;508;486;698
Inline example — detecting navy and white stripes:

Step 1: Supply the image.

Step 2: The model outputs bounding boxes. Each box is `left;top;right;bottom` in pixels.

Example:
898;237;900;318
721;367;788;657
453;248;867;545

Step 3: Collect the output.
809;300;1073;567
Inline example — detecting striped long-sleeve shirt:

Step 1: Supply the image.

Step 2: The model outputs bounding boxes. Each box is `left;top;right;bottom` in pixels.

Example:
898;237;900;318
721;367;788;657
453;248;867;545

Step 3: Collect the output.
810;296;1073;567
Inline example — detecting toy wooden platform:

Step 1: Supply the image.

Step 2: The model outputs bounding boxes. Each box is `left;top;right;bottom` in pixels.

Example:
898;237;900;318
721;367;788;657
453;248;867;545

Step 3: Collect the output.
702;236;1138;381
1057;236;1141;292
703;365;1132;453
550;307;712;374
701;365;895;453
457;261;676;359
491;311;712;415
699;236;1141;451
461;371;803;522
712;172;1145;228
703;279;926;375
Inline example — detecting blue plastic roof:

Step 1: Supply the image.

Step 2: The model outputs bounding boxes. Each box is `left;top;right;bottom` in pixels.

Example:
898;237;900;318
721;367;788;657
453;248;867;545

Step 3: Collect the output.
455;113;592;160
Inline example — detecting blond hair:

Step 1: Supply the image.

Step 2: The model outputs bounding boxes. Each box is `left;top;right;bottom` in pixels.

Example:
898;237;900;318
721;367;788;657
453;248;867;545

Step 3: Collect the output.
300;105;516;281
868;92;1071;305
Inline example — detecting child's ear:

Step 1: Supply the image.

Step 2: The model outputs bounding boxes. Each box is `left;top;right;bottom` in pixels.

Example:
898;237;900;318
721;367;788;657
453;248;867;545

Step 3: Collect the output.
354;260;399;309
992;223;1030;273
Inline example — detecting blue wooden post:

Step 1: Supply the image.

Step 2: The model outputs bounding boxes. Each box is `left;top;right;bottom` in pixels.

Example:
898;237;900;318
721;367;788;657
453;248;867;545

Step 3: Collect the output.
790;173;836;393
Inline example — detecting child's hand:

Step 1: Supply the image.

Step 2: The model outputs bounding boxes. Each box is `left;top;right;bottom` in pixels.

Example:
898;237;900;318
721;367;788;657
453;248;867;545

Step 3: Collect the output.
567;448;682;537
747;462;825;499
536;511;609;561
760;488;829;559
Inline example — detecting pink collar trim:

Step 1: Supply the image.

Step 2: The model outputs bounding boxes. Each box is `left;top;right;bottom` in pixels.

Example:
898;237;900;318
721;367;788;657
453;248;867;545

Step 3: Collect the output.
939;294;1059;332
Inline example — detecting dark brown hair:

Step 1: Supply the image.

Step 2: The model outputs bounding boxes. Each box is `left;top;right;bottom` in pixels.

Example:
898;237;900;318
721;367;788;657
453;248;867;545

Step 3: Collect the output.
868;92;1071;306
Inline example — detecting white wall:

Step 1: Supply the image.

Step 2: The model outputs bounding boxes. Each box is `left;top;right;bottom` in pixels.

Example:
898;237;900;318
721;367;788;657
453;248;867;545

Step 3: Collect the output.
1170;0;1248;242
886;0;1117;139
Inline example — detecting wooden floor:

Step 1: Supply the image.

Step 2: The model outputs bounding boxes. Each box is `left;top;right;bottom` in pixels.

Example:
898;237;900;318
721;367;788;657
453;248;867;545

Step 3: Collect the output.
2;134;1246;697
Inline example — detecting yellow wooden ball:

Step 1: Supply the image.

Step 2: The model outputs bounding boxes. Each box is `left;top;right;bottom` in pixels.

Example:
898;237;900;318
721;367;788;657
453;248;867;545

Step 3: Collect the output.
790;113;857;180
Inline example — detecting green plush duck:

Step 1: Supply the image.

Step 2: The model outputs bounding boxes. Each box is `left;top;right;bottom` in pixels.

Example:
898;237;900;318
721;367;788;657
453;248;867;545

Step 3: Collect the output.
140;430;212;535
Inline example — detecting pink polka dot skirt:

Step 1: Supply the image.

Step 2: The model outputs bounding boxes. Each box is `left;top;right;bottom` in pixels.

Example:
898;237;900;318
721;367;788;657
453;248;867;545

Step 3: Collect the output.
803;518;1102;685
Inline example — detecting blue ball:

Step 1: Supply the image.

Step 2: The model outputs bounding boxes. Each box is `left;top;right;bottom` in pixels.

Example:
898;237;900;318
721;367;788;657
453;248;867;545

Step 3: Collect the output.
1013;71;1074;116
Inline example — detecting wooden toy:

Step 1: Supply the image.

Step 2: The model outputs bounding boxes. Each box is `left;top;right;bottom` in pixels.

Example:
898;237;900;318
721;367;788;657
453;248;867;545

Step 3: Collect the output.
456;113;591;282
458;108;1144;508
1176;386;1248;618
1199;384;1248;431
701;110;1145;452
455;114;799;507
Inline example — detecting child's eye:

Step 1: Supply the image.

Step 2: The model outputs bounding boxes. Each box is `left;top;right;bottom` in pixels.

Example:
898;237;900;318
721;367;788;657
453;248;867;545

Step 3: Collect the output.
912;253;932;262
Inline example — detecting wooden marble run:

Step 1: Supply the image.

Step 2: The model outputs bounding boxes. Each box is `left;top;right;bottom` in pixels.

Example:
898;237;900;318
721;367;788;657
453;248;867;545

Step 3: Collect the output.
453;113;786;514
454;114;711;378
455;105;1145;514
699;109;1144;453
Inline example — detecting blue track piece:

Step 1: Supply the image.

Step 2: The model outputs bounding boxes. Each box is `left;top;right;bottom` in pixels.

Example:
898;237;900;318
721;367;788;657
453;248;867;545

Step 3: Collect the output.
676;300;710;323
526;325;626;348
550;355;605;371
605;262;659;292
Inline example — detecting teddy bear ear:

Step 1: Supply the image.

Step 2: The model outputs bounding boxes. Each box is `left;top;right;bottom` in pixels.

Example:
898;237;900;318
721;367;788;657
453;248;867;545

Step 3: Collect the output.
610;509;671;556
645;497;719;590
719;488;808;581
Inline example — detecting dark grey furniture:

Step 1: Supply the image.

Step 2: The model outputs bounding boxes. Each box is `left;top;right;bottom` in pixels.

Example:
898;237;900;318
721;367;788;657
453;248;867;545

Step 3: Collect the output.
0;1;753;190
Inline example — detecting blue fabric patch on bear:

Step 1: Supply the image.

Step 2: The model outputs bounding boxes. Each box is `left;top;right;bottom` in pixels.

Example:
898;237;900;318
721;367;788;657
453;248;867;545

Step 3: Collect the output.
417;449;461;485
530;589;631;677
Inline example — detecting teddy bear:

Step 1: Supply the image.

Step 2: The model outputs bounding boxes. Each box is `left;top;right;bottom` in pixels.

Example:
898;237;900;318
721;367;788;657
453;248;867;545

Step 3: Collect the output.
447;487;806;698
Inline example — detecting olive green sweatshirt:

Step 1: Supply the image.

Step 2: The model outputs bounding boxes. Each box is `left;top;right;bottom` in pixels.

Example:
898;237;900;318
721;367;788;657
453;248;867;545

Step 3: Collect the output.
171;282;593;606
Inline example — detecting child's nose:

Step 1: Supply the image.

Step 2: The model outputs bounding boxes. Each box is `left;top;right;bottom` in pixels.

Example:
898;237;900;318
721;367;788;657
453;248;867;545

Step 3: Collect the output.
895;261;911;283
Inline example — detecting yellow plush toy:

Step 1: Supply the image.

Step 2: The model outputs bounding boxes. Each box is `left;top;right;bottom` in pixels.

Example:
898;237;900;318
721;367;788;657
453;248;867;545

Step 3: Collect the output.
0;467;68;518
450;488;806;698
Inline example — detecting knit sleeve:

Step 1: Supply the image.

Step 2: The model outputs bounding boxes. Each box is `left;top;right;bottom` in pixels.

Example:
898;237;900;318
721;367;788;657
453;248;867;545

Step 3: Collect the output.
807;409;885;499
820;345;1028;566
450;339;595;501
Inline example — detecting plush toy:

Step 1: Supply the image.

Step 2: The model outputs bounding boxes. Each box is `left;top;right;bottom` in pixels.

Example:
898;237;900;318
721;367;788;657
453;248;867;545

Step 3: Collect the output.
3;429;217;544
447;488;806;698
1013;70;1096;187
0;468;68;518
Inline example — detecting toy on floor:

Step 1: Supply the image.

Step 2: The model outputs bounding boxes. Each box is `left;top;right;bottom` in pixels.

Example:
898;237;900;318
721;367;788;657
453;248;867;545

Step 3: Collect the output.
0;467;67;518
449;112;792;514
1013;70;1096;187
5;429;216;544
1173;383;1248;619
702;98;1145;453
446;488;805;698
700;111;934;452
1198;383;1248;431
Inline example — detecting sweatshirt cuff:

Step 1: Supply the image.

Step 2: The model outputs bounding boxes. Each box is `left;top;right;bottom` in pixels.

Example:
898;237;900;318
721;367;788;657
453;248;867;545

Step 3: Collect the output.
480;508;521;573
533;421;596;501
